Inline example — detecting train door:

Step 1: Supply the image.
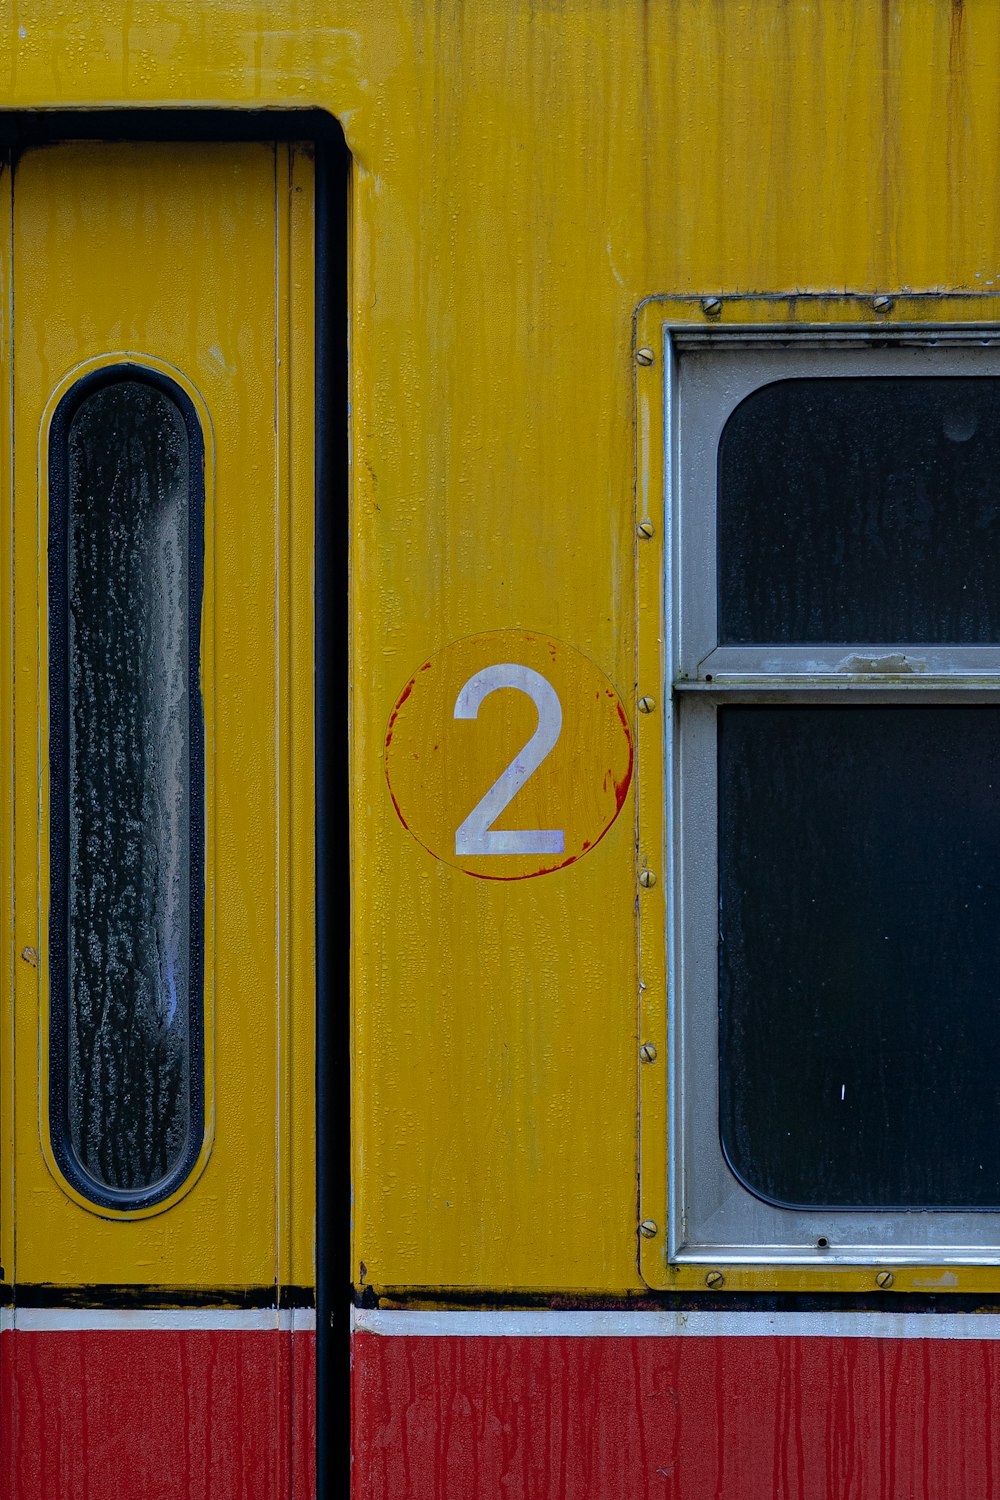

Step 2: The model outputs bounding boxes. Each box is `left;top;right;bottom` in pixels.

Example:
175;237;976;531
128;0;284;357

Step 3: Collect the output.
2;140;318;1497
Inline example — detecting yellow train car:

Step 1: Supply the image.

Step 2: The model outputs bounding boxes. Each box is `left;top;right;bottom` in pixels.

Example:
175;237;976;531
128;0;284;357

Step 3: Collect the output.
2;3;1000;1496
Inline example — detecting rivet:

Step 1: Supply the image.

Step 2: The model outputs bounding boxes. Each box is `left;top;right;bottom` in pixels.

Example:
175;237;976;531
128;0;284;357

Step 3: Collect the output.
640;1041;658;1063
636;346;656;366
701;296;723;317
638;696;656;714
872;294;894;315
875;1270;895;1289
639;1219;658;1238
637;518;655;538
20;946;37;967
639;869;657;888
705;1270;725;1289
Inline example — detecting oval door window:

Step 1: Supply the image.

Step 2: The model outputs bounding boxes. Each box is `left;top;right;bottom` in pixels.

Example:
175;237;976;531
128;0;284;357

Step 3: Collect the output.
48;369;205;1210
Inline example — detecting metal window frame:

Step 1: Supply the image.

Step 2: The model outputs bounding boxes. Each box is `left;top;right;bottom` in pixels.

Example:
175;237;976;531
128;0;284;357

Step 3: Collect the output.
635;297;1000;1293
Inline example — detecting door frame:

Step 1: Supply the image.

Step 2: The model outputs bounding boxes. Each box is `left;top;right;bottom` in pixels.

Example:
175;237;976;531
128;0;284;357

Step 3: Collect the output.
0;108;350;1493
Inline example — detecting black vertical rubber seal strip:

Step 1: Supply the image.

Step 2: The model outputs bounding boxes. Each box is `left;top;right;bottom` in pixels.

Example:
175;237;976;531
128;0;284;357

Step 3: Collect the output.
314;129;351;1497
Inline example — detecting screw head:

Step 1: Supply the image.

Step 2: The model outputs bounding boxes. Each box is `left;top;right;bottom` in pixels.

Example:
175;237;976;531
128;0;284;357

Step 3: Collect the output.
875;1269;895;1289
637;518;655;538
705;1270;725;1289
638;696;656;714
639;869;657;888
701;296;723;317
636;346;655;366
639;1219;658;1238
640;1041;658;1063
872;294;894;315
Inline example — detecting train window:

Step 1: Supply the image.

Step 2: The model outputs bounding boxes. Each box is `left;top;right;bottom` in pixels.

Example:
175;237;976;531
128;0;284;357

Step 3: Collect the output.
718;377;1000;645
48;370;205;1209
718;704;1000;1210
667;333;1000;1264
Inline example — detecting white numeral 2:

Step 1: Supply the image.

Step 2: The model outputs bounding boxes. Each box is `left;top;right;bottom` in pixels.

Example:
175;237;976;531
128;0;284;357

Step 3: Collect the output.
453;664;565;856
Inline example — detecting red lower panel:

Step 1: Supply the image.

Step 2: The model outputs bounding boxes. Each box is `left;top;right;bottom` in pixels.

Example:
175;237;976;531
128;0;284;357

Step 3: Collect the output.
0;1327;315;1500
352;1332;1000;1499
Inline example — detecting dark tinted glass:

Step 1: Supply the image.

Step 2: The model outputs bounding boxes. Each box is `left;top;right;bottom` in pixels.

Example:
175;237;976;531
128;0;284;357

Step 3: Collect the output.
719;377;1000;644
719;705;1000;1209
49;375;204;1207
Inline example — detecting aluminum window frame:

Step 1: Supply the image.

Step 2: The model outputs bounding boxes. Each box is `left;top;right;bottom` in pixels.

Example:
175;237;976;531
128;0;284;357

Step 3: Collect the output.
664;324;1000;1269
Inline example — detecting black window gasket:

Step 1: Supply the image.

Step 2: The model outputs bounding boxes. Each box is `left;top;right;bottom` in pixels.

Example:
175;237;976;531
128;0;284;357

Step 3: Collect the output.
47;362;206;1212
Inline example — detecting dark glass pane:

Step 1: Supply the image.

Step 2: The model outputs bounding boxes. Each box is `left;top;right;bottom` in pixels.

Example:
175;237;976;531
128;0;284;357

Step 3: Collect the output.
719;377;1000;643
50;376;204;1204
718;706;1000;1209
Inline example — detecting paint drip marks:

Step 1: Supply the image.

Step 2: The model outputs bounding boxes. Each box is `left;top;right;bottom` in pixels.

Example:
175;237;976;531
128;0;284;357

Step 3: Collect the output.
465;852;579;882
383;677;415;754
354;1324;1000;1499
384;670;429;829
385;662;433;748
613;701;635;814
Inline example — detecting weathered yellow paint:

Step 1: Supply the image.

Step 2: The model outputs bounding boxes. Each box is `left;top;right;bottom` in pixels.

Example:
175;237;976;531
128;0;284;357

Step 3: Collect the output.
5;141;315;1286
2;2;1000;1298
635;305;668;1297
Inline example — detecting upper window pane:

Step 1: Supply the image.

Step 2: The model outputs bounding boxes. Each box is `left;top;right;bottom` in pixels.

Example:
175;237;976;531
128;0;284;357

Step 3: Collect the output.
49;372;205;1208
718;376;1000;645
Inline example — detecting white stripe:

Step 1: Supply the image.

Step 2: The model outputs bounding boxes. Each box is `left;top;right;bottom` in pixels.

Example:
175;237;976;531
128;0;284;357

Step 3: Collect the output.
352;1307;1000;1341
2;1307;316;1332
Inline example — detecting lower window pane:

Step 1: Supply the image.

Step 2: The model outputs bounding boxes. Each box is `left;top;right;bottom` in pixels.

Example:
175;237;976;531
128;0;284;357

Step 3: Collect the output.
718;705;1000;1210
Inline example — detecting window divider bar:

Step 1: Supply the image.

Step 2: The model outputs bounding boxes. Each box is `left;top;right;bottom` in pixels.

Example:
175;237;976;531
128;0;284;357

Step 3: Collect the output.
675;677;1000;699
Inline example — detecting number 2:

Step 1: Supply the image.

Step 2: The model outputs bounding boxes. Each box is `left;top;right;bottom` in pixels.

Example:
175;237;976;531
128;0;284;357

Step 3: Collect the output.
453;664;565;856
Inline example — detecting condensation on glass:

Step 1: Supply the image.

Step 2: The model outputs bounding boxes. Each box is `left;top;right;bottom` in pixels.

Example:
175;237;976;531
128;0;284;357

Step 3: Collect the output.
49;371;205;1209
719;376;1000;644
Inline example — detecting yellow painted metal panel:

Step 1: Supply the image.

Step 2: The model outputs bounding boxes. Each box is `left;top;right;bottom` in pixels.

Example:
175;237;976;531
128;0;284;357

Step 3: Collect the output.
2;2;1000;1298
341;4;1000;1296
341;4;1000;1298
7;142;315;1288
